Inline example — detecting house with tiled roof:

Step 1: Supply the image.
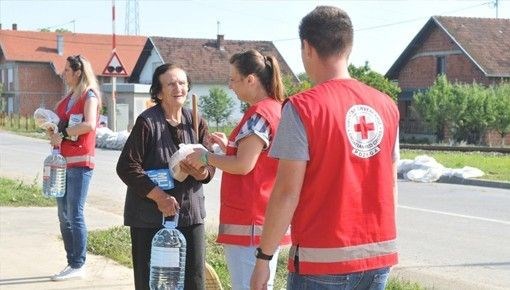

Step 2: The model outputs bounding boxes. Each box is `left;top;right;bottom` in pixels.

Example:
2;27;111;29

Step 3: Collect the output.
130;35;298;121
385;16;510;143
0;26;146;116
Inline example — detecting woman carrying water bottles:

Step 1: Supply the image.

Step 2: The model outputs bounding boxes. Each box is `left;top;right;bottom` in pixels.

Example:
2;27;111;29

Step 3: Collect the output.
186;49;291;290
48;55;101;281
117;63;215;290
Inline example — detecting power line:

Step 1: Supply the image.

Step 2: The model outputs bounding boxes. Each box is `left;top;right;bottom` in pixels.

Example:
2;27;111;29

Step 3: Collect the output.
272;1;493;42
356;1;491;32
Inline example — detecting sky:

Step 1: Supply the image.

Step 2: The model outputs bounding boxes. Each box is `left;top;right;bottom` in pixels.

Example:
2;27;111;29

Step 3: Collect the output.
1;0;509;75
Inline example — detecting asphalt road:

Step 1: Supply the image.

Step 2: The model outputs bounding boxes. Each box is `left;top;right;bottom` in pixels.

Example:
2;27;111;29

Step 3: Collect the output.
1;131;509;289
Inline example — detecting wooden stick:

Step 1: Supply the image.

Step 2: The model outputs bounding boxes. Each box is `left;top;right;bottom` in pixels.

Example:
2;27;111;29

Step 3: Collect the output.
192;94;199;136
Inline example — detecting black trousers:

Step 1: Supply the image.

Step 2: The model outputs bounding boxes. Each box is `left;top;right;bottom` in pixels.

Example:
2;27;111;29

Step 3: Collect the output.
130;224;205;290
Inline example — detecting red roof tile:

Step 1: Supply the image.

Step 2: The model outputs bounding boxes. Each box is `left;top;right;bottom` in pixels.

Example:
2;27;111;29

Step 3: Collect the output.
435;16;510;77
386;16;510;78
148;36;297;84
0;29;146;76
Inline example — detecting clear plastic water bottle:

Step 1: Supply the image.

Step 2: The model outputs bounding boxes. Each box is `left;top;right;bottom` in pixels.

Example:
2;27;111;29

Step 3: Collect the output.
150;214;187;290
42;148;66;198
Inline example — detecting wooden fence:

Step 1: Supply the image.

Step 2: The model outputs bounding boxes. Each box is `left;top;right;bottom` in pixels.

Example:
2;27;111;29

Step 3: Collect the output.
0;113;38;132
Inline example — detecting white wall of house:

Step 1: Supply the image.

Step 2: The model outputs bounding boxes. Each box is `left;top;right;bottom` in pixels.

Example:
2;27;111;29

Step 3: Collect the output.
102;83;151;131
139;48;163;84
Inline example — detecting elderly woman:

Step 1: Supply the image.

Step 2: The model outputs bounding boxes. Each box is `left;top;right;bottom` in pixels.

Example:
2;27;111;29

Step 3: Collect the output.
117;63;214;290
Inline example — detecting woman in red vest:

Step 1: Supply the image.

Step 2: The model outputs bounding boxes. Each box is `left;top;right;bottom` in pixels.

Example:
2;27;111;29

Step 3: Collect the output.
48;55;101;281
187;49;290;290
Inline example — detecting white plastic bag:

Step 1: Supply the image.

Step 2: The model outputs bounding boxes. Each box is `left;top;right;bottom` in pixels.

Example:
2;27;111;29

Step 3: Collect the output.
406;167;444;182
169;143;207;182
34;108;60;131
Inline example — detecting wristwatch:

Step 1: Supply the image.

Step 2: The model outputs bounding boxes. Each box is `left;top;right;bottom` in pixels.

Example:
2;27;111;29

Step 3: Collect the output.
58;129;69;139
255;247;273;261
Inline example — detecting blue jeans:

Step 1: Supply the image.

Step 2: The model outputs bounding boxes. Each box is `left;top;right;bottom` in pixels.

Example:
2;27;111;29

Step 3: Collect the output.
224;245;280;290
287;267;390;290
56;167;93;269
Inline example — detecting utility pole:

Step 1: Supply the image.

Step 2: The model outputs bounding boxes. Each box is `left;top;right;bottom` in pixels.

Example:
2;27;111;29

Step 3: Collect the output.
125;0;140;35
111;0;117;131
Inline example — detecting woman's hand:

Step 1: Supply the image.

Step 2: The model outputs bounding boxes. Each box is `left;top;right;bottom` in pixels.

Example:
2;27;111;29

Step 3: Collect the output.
148;188;180;217
180;159;209;181
49;131;63;147
208;132;228;152
186;148;209;169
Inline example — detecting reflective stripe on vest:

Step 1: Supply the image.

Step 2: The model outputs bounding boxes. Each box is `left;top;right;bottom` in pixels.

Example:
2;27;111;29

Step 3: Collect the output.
290;239;397;263
66;155;95;165
219;223;291;237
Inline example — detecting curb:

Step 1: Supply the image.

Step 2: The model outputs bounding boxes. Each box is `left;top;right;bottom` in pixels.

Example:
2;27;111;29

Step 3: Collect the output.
398;174;510;190
436;175;510;190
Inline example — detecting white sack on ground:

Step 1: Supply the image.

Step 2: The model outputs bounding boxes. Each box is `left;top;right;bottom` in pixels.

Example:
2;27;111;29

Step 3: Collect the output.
95;127;129;150
397;155;484;182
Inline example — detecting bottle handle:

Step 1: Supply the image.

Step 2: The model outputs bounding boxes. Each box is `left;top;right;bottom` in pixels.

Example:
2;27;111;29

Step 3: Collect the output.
162;212;179;228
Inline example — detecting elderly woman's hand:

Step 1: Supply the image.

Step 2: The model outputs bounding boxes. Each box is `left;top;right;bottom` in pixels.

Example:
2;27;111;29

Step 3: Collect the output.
148;188;180;217
186;148;209;169
180;159;209;181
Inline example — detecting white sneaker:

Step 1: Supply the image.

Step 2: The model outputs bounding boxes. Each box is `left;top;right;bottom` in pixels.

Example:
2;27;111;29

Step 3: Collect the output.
51;265;86;281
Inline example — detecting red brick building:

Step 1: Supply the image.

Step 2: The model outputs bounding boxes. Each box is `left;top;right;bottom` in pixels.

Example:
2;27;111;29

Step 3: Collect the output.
386;16;510;144
0;27;146;116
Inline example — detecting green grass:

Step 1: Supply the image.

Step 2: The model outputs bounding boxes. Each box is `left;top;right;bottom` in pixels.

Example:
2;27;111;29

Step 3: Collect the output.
386;278;423;290
88;226;133;268
0;177;56;207
400;149;510;182
88;226;422;290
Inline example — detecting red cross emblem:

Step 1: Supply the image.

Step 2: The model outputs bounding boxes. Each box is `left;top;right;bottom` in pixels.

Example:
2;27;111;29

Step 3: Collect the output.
354;115;374;139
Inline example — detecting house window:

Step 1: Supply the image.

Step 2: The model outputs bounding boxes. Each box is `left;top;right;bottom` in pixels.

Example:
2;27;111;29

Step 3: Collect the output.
436;56;446;75
7;68;14;91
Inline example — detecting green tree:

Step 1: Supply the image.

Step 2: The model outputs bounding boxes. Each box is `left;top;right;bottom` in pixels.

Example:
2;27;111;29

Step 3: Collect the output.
239;73;311;114
283;73;312;97
239;101;249;114
413;75;455;143
55;28;72;33
199;87;234;130
490;83;510;146
450;82;494;145
348;63;401;101
39;28;72;33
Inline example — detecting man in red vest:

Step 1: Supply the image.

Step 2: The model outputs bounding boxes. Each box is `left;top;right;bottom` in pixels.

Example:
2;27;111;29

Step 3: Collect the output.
251;6;400;290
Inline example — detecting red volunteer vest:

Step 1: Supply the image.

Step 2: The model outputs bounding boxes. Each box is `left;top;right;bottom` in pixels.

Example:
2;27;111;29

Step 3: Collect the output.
55;90;97;169
217;98;291;246
288;79;399;274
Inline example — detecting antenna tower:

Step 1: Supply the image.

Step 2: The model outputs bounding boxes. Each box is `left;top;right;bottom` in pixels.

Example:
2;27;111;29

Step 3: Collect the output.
125;0;140;35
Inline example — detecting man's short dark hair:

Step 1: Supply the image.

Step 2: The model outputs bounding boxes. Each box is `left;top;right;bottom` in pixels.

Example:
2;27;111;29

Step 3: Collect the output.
299;6;353;59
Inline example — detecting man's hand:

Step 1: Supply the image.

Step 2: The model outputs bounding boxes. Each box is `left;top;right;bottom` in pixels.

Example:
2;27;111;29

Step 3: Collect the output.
250;259;270;290
180;160;208;181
